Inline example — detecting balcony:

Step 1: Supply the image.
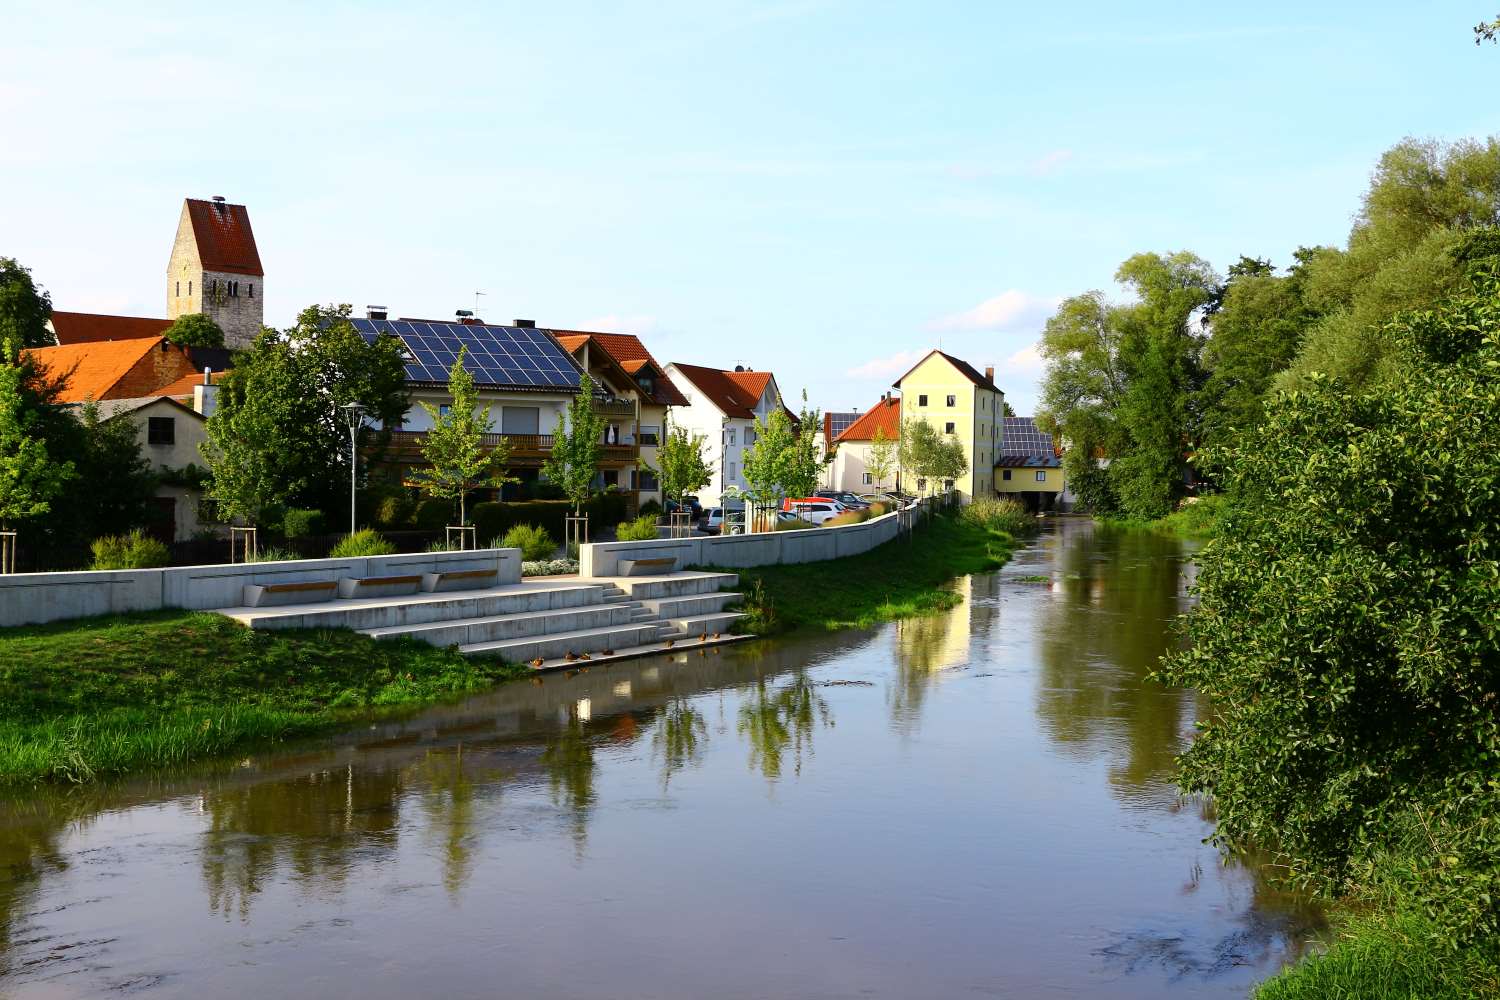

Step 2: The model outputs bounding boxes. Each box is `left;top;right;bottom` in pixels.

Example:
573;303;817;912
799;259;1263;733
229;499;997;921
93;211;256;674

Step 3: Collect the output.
384;430;639;466
594;396;637;418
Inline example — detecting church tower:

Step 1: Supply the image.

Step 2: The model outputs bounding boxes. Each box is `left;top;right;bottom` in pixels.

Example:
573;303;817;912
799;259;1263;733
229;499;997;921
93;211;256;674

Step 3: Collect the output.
167;196;264;348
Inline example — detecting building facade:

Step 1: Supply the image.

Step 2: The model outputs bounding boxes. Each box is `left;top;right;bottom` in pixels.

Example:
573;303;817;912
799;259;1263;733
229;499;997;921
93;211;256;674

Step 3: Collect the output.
893;350;1005;503
827;395;901;494
167;197;264;348
662;363;787;507
995;416;1065;511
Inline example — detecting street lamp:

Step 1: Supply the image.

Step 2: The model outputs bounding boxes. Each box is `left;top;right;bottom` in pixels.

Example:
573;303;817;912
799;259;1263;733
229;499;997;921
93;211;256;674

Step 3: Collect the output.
340;402;366;536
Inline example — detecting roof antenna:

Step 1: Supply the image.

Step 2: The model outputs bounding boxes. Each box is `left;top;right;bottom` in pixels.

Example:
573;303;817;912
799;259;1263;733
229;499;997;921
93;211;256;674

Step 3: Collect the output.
474;290;486;317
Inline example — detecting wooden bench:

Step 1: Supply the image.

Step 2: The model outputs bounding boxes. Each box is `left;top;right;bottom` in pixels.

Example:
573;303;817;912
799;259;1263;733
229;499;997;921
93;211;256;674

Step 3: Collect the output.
421;567;500;593
619;556;677;577
337;574;423;599
242;579;339;608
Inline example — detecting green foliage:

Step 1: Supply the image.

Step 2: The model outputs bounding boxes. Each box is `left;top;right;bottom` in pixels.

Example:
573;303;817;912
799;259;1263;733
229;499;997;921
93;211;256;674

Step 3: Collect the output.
1158;266;1500;944
542;371;605;515
473;499;568;543
410;348;514;524
203;304;409;524
638;498;662;517
0;257;53;350
0;611;527;784
412;495;452;530
161;312;224;349
614;514;661;541
899;418;966;494
742;407;798;503
657;415;713;506
280;507;324;539
0;354;73;525
498;522;557;560
329;528;396;557
89;529;170;570
865;426;898;491
370;487;415;528
959;497;1037;537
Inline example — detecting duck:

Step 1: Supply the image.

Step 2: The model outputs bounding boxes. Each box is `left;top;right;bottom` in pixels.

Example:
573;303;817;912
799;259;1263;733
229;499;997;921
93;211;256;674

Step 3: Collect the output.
564;651;578;662
530;657;545;668
602;649;615;656
711;632;721;640
578;652;592;661
663;638;675;648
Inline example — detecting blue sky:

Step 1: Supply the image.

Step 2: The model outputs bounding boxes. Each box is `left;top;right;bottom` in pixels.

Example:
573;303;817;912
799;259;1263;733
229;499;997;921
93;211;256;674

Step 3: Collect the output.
4;1;1497;415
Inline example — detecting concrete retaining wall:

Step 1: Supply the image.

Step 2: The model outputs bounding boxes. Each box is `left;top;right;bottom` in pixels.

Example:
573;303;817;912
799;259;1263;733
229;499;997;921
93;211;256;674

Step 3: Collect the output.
581;497;940;578
0;549;522;628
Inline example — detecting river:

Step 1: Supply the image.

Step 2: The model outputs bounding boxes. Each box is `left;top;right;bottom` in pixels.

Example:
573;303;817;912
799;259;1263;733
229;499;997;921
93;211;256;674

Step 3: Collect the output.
0;520;1319;998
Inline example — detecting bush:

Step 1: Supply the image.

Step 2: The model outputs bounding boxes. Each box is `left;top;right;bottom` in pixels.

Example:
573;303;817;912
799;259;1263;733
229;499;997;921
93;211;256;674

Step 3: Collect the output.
413;497;452;530
281;508;325;539
638;498;662;517
371;490;414;529
1158;265;1500;944
823;509;870;527
498;523;556;560
615;514;661;541
960;497;1036;536
590;489;629;528
522;558;579;577
473;500;570;543
867;501;893;516
329;529;397;558
775;517;816;531
90;530;170;570
247;546;299;563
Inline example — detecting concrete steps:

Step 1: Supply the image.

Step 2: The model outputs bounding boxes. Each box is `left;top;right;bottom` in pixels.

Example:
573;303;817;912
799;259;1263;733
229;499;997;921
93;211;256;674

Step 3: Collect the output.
610;572;739;601
664;611;747;639
641;592;742;619
363;602;636;648
529;632;755;671
460;622;665;663
221;581;605;632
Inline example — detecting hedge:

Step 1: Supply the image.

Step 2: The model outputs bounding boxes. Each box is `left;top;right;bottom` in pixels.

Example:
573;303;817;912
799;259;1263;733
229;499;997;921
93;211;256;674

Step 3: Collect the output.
473;492;632;546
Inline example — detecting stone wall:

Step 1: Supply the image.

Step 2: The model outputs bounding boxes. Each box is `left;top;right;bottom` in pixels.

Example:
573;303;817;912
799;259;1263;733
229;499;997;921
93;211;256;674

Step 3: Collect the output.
200;269;263;348
0;549;522;628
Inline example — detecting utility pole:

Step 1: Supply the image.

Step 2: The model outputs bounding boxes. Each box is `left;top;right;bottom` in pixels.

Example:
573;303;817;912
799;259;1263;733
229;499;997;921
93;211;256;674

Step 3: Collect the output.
341;402;366;535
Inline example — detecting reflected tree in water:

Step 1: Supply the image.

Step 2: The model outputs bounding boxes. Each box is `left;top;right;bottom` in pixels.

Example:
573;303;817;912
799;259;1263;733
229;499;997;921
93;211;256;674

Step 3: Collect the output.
541;716;597;852
1032;526;1204;802
737;672;832;781
408;746;505;899
650;697;708;790
0;800;89;978
201;764;404;919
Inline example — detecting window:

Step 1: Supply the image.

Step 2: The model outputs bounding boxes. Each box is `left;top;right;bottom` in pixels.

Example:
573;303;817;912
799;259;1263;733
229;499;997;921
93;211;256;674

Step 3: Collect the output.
230;280;238;297
501;406;540;435
1003;469;1012;481
639;425;660;446
917;478;927;491
918;394;928;406
728;461;738;481
946;394;956;407
639;469;659;492
944;422;955;434
726;428;737;446
175;281;179;297
1035;471;1047;482
248;284;254;299
943;479;954;492
744;428;756;446
188;280;192;296
636;374;654;395
439;404;452;418
147;417;175;445
863;472;873;485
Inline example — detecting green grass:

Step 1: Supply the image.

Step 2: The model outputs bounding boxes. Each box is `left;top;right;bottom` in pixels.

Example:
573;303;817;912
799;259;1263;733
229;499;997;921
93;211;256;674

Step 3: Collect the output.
1100;493;1226;539
0;611;527;785
722;513;1024;634
1256;910;1500;1000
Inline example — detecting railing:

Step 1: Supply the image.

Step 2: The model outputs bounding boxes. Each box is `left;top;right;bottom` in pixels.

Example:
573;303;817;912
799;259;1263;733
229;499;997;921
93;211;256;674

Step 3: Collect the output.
387;430;638;462
594;397;637;417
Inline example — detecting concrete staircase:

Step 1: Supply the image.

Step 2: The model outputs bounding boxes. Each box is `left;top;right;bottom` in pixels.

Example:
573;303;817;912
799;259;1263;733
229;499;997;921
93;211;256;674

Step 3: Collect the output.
218;571;748;671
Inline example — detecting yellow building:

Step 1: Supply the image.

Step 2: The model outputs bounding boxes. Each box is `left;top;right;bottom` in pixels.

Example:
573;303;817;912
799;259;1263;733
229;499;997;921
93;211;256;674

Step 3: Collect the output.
893;350;1005;503
994;417;1066;511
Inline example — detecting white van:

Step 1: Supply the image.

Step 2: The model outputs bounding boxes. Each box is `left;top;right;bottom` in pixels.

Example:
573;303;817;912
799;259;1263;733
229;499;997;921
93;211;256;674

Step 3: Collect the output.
788;501;841;525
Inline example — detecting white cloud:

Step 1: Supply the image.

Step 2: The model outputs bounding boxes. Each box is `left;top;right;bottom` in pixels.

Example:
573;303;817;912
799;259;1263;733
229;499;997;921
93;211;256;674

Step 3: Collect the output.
998;342;1046;376
1029;149;1073;176
845;349;927;380
927;290;1059;333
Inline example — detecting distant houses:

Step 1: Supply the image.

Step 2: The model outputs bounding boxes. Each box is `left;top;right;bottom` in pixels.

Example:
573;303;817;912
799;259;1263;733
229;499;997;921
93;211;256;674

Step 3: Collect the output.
996;417;1066;511
663;363;792;507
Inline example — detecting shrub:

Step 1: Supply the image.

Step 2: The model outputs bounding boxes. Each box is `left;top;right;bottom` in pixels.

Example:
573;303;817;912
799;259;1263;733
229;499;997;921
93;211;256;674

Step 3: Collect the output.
867;501;893;516
247;546;299;563
372;490;414;528
413;497;452;530
498;523;556;560
614;514;661;542
824;509;870;527
472;500;570;543
281;508;325;539
775;517;816;531
638;498;662;517
960;497;1036;536
522;558;579;577
90;530;170;570
329;529;396;558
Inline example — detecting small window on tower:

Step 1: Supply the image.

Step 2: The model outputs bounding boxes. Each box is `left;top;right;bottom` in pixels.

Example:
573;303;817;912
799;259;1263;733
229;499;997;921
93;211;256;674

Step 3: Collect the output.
248;284;254;299
175;281;180;297
188;281;193;295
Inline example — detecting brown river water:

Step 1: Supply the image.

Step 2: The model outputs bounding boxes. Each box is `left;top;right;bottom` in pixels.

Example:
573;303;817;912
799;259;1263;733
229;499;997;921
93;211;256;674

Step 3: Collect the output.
0;520;1320;998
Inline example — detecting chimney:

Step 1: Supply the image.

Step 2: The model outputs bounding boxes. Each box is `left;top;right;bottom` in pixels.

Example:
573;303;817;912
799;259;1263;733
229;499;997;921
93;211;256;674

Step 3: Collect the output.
985;365;995;383
202;366;211;386
366;306;388;321
212;195;225;202
513;318;535;328
193;368;219;418
734;365;745;372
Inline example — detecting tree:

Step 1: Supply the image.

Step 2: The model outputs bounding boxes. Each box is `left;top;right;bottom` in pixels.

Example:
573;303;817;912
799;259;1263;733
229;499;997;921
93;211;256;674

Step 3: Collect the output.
741;407;797;505
780;393;826;500
899;418;965;495
656;415;712;508
162;313;225;349
411;348;513;526
203;305;409;524
0;258;53;350
542;371;605;532
865;426;898;491
69;401;158;541
0;353;73;529
1159;263;1500;943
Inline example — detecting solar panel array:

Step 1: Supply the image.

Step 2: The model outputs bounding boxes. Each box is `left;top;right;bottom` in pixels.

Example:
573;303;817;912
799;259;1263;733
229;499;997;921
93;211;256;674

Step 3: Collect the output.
351;318;582;389
1002;417;1055;457
826;411;862;439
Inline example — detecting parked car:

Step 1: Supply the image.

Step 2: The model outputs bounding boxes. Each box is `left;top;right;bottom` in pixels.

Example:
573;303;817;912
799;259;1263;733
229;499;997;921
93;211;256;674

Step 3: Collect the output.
780;496;845;513
815;490;870;509
786;500;842;525
701;509;745;536
664;496;703;521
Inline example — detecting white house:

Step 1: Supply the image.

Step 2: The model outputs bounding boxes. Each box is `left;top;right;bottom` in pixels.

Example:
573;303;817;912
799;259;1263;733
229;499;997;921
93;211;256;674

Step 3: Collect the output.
662;363;789;507
827;395;901;494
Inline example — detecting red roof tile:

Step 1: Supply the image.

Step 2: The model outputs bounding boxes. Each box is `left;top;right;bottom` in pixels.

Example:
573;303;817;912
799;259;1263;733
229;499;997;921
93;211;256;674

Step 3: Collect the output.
25;337;166;402
186;199;263;276
49;311;172;345
156;368;227;400
547;329;689;407
668;363;767;418
834;396;901;443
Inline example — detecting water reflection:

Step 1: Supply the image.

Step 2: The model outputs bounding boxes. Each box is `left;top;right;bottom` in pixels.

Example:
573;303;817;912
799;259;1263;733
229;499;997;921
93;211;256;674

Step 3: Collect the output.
650;698;708;789
887;574;1004;733
737;672;833;781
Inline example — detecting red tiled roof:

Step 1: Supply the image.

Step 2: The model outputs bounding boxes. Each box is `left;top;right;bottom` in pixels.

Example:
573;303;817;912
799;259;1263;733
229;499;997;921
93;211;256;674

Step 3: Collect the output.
891;349;998;391
156;368;227;400
834;396;901;443
723;369;772;402
186;198;263;276
24;337;165;402
49;311;172;345
668;363;765;418
548;329;689;407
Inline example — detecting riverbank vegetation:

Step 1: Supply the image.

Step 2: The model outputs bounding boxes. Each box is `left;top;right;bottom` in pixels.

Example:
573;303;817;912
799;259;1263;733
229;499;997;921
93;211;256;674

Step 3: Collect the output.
1099;494;1226;539
0;612;527;785
732;503;1035;634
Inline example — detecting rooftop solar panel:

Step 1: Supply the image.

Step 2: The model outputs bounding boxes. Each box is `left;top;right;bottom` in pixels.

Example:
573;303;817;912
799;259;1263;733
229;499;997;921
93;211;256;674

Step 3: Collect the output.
351;318;585;391
826;411;862;438
1001;417;1056;458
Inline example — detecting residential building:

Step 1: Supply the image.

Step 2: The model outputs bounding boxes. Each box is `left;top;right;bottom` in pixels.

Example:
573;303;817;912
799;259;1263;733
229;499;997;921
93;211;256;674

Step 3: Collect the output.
551;329;688;510
352;315;638;503
995;417;1065;511
46;311;172;346
662;363;788;507
24;336;201;402
91;397;211;542
893;350;1005;503
167;196;264;348
827;395;901;494
818;410;863;488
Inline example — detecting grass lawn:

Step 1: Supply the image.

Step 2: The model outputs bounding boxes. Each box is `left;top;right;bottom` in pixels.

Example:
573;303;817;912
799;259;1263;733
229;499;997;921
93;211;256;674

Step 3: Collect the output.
723;512;1024;634
0;612;527;785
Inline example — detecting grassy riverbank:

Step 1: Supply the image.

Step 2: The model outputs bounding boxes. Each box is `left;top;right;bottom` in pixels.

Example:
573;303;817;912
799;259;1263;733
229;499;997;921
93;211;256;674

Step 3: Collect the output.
728;507;1032;634
0;612;528;785
1099;493;1225;539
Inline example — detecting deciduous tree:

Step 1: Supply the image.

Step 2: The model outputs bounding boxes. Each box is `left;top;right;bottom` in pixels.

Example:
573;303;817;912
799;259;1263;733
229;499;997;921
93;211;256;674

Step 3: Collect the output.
0;353;72;528
656;415;712;508
0;258;52;350
162;312;225;349
542;371;605;527
412;348;513;525
865;426;897;491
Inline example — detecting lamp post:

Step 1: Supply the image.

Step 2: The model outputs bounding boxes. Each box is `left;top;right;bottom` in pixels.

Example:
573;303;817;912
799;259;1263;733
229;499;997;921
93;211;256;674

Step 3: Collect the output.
340;402;366;536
